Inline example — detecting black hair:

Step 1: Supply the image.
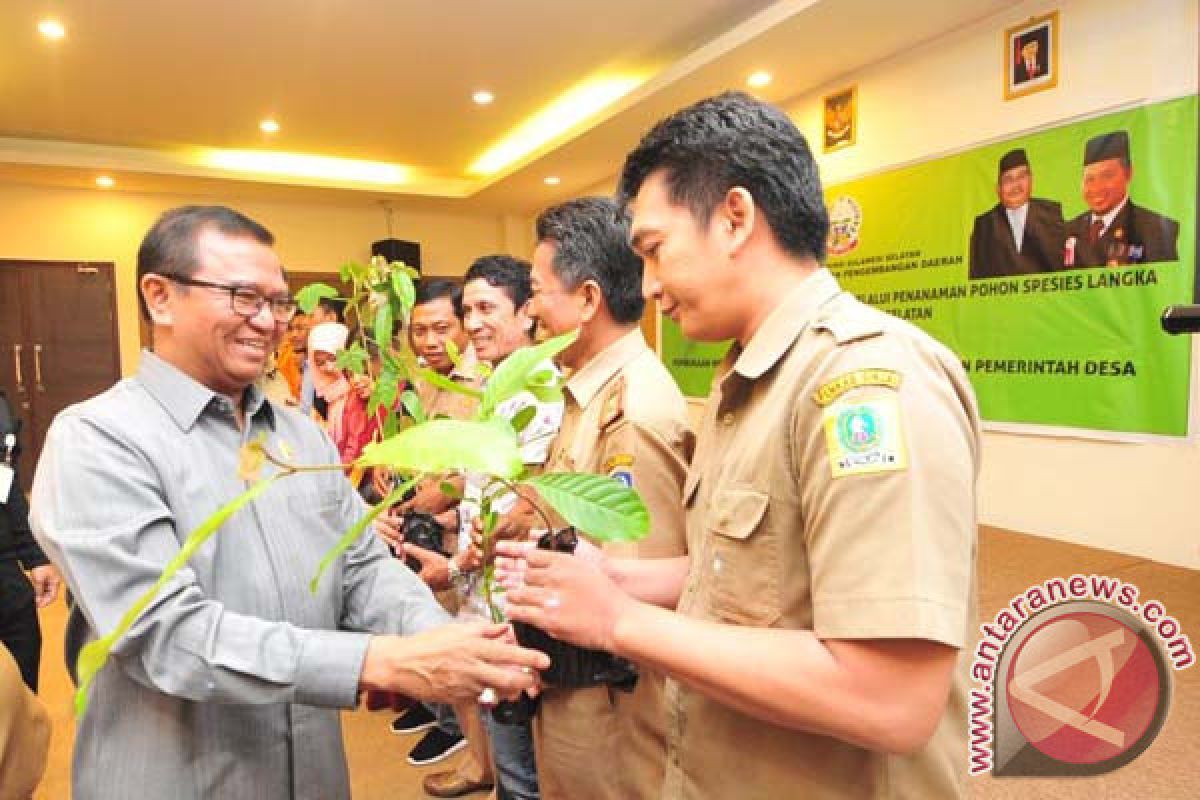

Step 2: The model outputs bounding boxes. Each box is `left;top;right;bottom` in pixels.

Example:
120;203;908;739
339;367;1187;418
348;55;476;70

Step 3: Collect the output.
414;278;464;319
136;205;275;320
617;91;829;262
315;296;347;323
535;197;645;324
463;254;532;310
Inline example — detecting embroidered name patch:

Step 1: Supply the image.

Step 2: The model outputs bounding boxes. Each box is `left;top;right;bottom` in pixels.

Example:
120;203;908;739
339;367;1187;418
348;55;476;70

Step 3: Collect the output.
822;397;908;478
813;369;902;407
603;454;634;471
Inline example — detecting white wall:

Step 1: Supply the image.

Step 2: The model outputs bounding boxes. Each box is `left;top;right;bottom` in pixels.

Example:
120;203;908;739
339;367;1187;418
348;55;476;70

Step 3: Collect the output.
782;0;1199;567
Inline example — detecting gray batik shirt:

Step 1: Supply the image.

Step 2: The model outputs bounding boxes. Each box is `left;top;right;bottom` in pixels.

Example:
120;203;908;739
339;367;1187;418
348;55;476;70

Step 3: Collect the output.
31;351;449;799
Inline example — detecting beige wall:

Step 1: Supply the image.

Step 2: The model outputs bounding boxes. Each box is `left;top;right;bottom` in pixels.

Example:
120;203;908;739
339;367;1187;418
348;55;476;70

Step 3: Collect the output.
0;182;508;375
783;0;1198;568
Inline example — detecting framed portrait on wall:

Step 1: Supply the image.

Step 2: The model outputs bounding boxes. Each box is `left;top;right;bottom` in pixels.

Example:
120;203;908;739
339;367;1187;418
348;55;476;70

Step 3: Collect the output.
822;85;856;152
1004;11;1059;100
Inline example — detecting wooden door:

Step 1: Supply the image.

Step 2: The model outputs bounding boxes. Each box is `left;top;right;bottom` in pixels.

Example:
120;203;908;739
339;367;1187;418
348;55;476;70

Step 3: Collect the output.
0;261;121;491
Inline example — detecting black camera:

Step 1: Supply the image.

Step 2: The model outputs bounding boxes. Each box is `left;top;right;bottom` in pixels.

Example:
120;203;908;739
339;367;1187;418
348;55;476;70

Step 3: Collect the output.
402;511;446;573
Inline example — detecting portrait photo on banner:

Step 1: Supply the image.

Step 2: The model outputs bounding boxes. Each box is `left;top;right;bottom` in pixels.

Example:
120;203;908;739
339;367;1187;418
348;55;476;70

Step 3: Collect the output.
822;85;857;153
1004;11;1059;101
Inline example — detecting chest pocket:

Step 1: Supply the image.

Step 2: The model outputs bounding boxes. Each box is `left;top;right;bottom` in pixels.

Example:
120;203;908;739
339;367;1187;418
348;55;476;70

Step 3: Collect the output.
705;486;780;626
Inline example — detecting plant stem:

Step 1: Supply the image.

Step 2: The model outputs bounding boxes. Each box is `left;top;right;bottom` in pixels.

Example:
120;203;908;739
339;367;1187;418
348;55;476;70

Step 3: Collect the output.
496;476;555;534
260;447;351;474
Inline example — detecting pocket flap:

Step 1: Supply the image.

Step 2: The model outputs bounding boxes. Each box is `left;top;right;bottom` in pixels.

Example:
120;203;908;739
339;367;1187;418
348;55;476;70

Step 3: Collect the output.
709;488;769;540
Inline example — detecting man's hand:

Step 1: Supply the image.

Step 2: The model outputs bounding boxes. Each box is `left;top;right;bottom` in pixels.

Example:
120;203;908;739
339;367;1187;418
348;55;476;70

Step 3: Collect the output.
400;479;458;516
28;564;61;609
374;512;404;552
359;622;550;704
403;543;451;590
501;545;632;653
371;467;395;503
470;503;537;554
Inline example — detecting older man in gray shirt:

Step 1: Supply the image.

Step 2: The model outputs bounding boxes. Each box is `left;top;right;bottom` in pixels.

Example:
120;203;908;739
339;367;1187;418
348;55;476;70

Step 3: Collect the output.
30;206;547;800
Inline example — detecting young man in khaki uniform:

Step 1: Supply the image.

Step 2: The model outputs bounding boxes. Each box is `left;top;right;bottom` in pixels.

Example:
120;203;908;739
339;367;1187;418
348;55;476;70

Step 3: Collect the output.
523;197;694;799
503;92;981;799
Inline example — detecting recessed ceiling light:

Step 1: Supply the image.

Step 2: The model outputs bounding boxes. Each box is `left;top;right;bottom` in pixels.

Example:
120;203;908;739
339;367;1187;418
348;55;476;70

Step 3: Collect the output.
473;90;495;106
95;175;115;189
747;71;772;88
259;118;280;134
543;176;561;186
38;19;66;40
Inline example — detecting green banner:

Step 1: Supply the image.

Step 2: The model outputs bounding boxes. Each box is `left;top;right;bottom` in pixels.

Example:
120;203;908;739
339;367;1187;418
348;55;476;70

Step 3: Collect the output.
660;316;729;399
663;96;1197;435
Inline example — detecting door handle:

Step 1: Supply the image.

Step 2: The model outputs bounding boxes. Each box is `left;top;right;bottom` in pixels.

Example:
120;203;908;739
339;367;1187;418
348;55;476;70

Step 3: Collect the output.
33;344;45;392
12;344;24;393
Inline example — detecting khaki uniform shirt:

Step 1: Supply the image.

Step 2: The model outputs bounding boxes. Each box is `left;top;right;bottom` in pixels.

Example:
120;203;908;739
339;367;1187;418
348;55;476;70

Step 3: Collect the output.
533;329;694;800
664;269;980;800
416;345;481;422
412;347;481;608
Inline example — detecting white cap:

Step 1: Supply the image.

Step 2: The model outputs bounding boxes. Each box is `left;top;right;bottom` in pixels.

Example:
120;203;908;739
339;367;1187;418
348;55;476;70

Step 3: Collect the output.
308;321;349;355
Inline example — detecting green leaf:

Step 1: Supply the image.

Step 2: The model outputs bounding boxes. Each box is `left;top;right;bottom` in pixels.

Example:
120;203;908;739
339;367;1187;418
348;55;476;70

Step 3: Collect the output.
438;480;462;500
478;330;577;418
391;260;420;279
445;339;463;369
390;269;416;317
382;412;401;439
400;388;426;423
368;364;401;416
357;418;523;478
337;342;368;374
524;472;649;543
74;475;283;717
509;405;537;434
340;261;369;285
417;367;483;400
373;303;395;351
309;478;417;594
295;282;339;314
527;383;563;404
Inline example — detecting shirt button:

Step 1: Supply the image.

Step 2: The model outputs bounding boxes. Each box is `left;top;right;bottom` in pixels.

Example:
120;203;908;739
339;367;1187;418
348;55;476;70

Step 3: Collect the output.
721;412;735;426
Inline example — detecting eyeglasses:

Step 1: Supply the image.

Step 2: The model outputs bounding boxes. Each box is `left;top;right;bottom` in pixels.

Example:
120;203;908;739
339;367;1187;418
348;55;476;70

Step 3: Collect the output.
168;276;297;322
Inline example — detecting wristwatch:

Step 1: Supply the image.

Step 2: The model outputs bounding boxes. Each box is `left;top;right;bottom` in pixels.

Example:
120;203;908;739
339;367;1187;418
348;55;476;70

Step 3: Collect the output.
446;557;465;588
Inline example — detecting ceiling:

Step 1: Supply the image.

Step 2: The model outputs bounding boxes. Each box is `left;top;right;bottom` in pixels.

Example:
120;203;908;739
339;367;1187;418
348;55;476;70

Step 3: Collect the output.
0;0;1012;213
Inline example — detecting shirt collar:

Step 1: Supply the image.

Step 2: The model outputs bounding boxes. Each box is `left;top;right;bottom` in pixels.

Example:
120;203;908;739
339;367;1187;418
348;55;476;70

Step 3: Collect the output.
450;344;479;382
729;268;843;381
138;349;276;432
1095;195;1129;230
565;328;647;408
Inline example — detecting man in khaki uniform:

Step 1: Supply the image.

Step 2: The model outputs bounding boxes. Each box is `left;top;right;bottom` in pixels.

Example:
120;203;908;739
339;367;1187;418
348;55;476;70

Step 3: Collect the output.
504;92;980;799
524;197;693;799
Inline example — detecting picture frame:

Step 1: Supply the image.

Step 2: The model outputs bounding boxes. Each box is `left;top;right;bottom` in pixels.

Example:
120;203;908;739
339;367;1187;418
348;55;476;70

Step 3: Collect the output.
822;85;857;153
1004;11;1059;101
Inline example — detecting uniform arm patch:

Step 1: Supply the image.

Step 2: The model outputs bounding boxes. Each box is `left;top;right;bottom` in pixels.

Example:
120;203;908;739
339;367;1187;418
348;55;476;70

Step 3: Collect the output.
822;396;908;478
813;368;902;406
